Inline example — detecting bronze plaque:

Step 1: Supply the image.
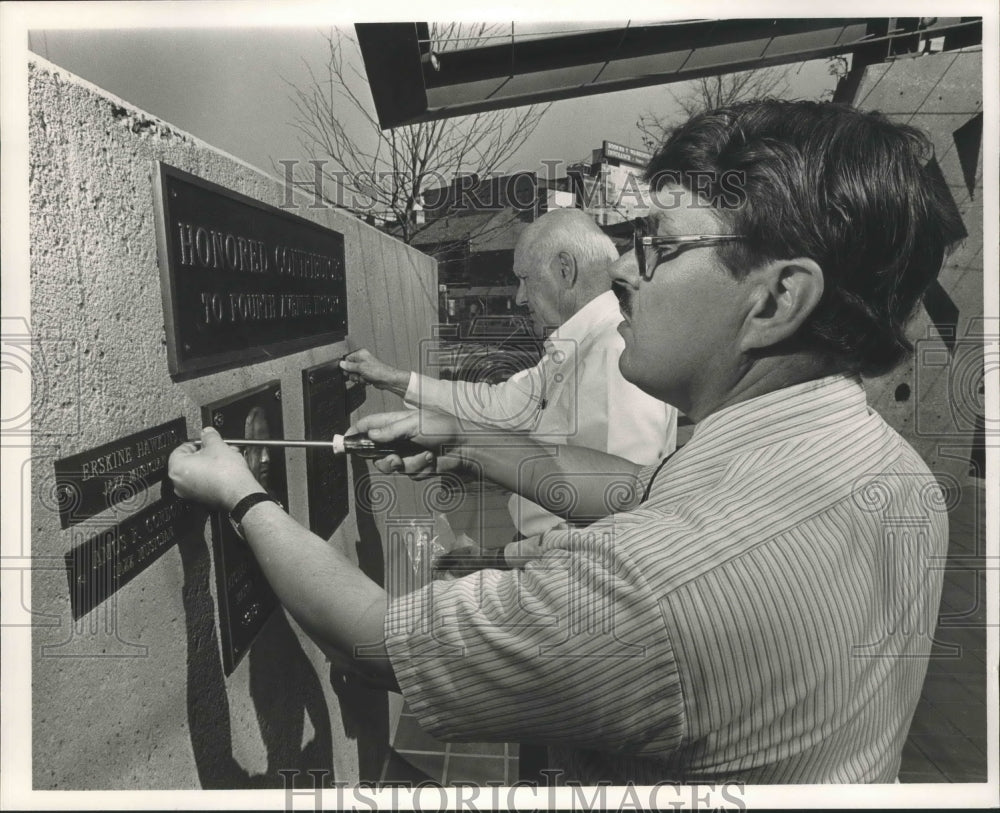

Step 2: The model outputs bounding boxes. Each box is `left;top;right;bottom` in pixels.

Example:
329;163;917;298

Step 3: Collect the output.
65;492;201;620
345;377;367;415
154;163;347;379
302;362;350;538
202;382;286;675
53;418;187;529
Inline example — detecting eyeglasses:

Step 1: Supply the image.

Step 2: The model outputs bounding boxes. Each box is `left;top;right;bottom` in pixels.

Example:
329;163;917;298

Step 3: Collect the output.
632;217;745;281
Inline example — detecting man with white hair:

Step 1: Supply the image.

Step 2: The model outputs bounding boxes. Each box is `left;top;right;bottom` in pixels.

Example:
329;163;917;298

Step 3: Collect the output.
341;208;677;558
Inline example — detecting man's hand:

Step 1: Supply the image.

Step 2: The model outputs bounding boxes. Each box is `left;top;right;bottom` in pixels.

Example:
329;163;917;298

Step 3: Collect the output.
340;348;410;396
168;427;264;511
354;410;466;478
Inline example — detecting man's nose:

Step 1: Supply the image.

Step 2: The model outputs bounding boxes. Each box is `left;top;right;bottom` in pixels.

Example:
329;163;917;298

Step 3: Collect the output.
515;279;528;306
261;447;270;464
609;249;641;289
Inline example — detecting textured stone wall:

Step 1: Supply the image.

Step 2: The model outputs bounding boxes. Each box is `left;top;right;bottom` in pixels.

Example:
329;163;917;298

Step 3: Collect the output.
28;58;436;789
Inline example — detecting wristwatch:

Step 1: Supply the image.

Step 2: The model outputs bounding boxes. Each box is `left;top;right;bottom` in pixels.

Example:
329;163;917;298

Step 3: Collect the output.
228;491;282;540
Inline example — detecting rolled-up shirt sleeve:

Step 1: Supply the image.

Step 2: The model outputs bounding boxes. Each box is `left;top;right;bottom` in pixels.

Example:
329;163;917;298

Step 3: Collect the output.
384;524;686;755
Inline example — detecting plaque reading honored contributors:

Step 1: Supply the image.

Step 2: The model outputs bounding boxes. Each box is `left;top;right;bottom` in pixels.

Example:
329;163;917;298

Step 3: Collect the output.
202;383;285;675
65;493;201;620
154;163;348;378
302;362;350;538
53;418;188;529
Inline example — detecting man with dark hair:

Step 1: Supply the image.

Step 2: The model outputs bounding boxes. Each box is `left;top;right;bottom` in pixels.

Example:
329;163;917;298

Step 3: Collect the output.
639;99;963;379
169;100;962;783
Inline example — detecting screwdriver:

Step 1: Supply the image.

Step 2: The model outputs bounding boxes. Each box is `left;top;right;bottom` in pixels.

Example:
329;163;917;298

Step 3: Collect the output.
191;432;429;459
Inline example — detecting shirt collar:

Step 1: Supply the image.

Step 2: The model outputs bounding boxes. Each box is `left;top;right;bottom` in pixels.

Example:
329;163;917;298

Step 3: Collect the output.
547;290;618;346
688;373;868;453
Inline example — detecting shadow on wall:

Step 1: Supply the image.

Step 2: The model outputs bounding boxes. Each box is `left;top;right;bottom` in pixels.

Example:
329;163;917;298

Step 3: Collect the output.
328;455;391;782
177;506;334;788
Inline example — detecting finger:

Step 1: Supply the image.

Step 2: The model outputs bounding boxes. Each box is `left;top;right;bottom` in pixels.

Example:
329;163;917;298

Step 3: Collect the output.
367;416;420;443
355;411;416;434
400;451;435;476
170;440;199;459
342;348;370;364
200;426;224;448
372;454;403;474
434;454;463;473
172;445;197;462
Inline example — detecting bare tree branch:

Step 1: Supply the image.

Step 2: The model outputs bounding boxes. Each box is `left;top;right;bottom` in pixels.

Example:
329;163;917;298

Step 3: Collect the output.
635;66;793;151
278;26;550;245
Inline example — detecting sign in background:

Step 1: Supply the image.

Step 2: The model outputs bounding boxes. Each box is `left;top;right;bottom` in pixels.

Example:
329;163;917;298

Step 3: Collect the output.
602;140;653;167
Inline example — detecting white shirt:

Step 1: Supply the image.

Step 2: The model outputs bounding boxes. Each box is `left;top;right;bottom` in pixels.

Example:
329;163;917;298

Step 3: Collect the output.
405;291;677;535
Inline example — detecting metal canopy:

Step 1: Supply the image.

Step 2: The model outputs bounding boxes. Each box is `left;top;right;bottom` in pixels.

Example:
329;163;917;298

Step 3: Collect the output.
355;18;982;129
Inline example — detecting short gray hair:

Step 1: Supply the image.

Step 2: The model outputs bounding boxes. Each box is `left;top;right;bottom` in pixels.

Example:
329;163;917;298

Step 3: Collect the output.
519;208;618;283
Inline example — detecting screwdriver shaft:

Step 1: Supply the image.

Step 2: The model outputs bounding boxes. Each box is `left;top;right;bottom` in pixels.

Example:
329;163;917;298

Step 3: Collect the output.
191;438;332;449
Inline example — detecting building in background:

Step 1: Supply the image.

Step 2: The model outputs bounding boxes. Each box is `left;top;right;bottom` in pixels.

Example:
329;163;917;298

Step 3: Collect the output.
402;152;650;336
405;170;578;337
568;140;653;227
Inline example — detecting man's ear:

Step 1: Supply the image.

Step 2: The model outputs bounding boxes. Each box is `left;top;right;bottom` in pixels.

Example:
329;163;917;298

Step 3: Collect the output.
554;250;578;288
739;259;824;352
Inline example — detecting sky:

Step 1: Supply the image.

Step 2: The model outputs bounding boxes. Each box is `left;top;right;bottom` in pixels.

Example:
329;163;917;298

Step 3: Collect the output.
25;23;839;185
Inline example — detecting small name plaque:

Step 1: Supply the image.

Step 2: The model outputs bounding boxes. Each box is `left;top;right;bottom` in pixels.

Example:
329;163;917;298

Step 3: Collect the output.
302;362;350;538
154;163;348;378
53;418;187;529
65;493;201;620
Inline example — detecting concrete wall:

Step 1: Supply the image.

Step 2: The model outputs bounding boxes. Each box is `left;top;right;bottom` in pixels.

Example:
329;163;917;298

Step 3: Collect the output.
28;58;436;789
855;48;986;486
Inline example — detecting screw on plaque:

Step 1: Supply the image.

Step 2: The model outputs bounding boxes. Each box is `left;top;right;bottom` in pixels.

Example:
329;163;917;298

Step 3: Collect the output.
213;414;225;427
275;389;281;401
308;374;315;384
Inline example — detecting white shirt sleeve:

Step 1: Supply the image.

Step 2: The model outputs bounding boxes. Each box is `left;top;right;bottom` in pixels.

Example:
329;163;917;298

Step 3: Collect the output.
403;363;546;431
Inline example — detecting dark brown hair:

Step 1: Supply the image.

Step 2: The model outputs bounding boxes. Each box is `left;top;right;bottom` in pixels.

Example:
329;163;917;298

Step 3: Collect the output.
646;99;965;376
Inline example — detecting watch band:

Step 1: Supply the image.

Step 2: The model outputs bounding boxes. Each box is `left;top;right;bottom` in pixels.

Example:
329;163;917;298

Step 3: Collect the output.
228;492;279;540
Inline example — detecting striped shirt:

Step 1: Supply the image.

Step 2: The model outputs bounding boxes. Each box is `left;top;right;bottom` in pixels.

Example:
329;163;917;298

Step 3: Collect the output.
385;374;947;783
405;290;677;536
